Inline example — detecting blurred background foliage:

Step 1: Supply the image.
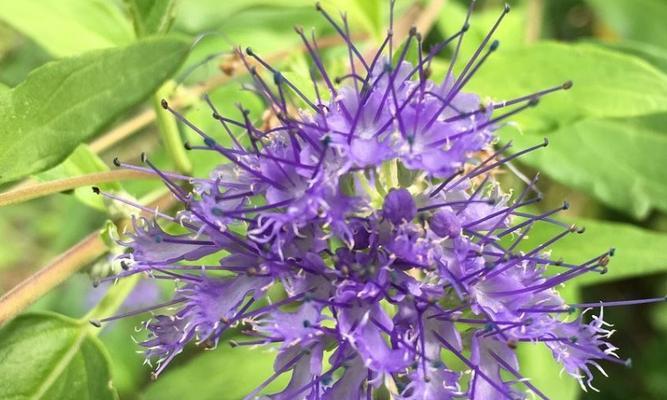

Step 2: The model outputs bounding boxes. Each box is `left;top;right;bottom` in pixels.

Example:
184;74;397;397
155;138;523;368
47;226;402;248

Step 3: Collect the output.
0;0;666;399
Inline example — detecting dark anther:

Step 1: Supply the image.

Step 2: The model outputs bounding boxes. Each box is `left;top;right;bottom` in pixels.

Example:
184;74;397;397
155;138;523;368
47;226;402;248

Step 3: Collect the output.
504;3;511;13
89;319;102;328
112;157;121;167
120;260;129;270
562;80;574;90
489;40;500;51
609;248;616;257
334;76;342;85
409;26;418;36
229;340;239;348
245;47;254;56
528;97;540;107
204;137;216;147
91;186;100;195
294;25;304;34
562;201;570;210
160;99;169;109
273;71;284;85
542;137;549;146
507;339;518;349
462;23;470;32
315;2;323;11
140;152;147;163
184;141;192;150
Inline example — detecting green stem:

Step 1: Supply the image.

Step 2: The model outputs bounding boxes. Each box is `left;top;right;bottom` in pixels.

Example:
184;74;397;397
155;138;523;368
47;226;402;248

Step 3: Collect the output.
152;83;192;174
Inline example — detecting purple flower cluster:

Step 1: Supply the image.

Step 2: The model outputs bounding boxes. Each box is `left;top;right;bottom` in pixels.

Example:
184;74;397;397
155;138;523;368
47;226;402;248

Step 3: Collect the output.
92;2;662;399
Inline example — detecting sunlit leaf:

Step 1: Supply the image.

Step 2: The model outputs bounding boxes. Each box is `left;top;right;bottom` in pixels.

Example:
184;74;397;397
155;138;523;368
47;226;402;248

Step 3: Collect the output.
0;0;133;58
0;312;116;400
508;118;667;218
0;35;191;184
467;42;667;131
514;215;667;286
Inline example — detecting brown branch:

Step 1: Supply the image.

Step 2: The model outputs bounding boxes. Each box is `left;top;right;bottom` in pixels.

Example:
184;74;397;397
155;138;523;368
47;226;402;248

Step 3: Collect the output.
0;232;105;325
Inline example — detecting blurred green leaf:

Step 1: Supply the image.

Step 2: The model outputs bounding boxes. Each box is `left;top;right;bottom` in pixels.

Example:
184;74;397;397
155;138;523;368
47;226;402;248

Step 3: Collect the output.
0;0;133;58
467;42;667;131
515;215;667;286
0;312;116;400
142;345;287;400
508;118;667;218
586;0;667;48
601;41;667;74
126;0;176;37
35;144;120;211
0;82;8;92
0;35;191;184
0;33;52;86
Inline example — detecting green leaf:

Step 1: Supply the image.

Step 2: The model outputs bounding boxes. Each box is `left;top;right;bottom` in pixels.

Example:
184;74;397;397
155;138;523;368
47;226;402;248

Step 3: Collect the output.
507;118;667;218
0;35;191;184
125;0;176;37
0;312;116;400
0;0;133;58
142;345;287;400
514;215;667;286
586;0;667;48
466;42;667;131
600;40;667;74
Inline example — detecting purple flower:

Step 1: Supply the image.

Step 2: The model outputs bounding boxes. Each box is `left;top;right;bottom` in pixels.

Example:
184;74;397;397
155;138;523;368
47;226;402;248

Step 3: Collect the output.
383;188;417;224
90;2;663;399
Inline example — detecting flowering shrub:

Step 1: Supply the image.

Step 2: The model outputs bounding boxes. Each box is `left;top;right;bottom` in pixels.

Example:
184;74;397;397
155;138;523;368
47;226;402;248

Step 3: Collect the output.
93;3;656;398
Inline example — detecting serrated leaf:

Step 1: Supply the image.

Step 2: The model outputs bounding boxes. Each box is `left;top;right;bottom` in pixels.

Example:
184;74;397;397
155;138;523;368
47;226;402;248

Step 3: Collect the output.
0;0;133;58
507;118;667;218
126;0;176;37
0;35;191;184
142;345;287;400
514;215;667;286
466;42;667;131
0;312;116;400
